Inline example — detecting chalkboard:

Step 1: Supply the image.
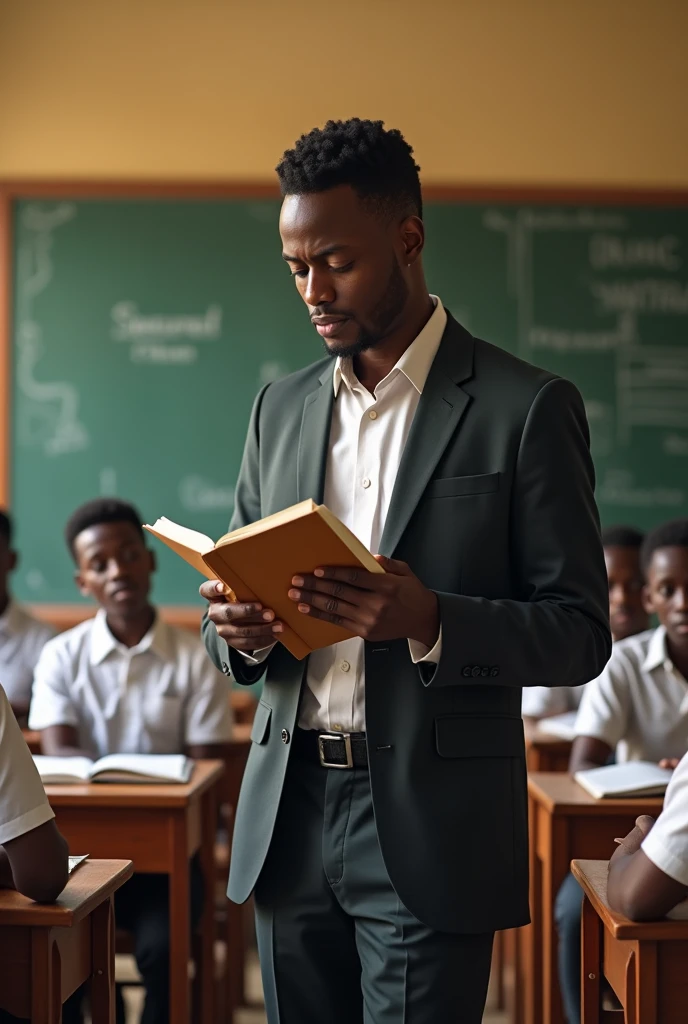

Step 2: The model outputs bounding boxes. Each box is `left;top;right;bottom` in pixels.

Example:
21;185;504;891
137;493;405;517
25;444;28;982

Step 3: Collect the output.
7;190;688;606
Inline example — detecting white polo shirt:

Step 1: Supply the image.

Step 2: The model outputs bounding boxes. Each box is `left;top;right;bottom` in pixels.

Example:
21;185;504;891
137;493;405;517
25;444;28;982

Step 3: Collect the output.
522;684;585;718
642;749;688;887
0;601;55;707
574;627;688;764
0;684;54;845
29;610;233;759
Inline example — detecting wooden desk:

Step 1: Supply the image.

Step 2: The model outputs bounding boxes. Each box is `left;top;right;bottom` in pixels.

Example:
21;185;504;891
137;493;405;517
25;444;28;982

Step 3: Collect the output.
45;760;224;1024
572;859;688;1023
524;773;664;1024
0;859;133;1023
22;728;42;754
524;719;573;773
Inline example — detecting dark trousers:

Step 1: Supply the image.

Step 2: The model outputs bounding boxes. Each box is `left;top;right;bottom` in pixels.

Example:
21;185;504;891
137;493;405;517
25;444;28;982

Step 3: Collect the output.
62;857;204;1024
555;871;583;1024
254;747;494;1024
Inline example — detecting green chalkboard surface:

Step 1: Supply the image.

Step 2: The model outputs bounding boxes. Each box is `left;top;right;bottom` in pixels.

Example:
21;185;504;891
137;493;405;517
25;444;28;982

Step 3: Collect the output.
9;194;688;606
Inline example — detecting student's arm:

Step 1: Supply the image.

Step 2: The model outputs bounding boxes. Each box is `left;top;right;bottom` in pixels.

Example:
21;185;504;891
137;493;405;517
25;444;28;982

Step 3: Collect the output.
9;699;30;723
568;651;631;775
1;820;69;903
184;646;234;755
607;816;688;920
569;736;613;774
39;724;91;758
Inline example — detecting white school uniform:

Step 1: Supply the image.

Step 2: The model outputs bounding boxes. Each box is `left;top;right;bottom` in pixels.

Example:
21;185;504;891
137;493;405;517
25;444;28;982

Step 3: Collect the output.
642;749;688;887
29;609;232;759
522;684;585;718
0;684;54;845
0;601;55;707
574;627;688;764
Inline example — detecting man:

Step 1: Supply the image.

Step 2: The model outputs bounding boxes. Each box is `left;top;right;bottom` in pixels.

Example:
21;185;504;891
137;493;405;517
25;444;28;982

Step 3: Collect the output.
0;510;55;721
523;524;647;719
201;119;610;1022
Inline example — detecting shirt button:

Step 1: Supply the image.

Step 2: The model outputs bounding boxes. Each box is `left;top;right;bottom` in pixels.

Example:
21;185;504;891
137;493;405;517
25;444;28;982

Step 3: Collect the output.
368;410;378;420
281;729;290;744
341;660;351;672
362;478;371;489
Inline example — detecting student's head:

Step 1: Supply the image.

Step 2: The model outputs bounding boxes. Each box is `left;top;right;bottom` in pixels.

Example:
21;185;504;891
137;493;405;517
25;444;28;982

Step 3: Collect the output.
277;118;425;359
65;498;155;618
641;519;688;655
0;511;17;602
601;525;648;641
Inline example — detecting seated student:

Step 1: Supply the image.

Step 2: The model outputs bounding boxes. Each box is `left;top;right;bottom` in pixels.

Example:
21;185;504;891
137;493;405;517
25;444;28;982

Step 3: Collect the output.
29;498;233;1024
522;524;647;719
607;750;688;921
556;518;688;1024
0;510;56;721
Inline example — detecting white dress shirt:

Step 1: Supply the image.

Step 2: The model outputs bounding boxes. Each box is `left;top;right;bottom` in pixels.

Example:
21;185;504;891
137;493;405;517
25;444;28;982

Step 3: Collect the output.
0;683;54;845
0;601;55;707
245;297;447;732
522;683;585;719
574;626;688;763
29;609;233;759
642;748;688;888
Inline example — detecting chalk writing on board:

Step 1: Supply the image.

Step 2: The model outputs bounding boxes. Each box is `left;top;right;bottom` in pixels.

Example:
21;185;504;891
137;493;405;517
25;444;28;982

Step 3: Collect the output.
111;301;223;364
617;347;688;440
598;469;685;509
15;204;90;456
591;279;688;314
178;475;235;513
589;234;682;271
529;312;637;352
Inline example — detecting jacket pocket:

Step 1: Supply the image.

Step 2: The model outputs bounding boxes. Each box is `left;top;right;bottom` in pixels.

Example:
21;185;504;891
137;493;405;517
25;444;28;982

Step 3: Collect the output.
425;472;500;499
435;715;524;758
251;700;272;745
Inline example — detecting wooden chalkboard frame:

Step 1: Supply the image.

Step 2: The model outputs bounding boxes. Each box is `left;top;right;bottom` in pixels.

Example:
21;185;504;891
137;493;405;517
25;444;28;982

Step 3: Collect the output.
2;179;687;632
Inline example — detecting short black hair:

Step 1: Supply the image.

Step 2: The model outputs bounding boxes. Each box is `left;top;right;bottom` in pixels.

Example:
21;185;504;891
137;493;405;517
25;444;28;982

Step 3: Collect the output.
0;510;12;546
276;118;423;221
601;524;645;549
65;498;144;560
641;518;688;575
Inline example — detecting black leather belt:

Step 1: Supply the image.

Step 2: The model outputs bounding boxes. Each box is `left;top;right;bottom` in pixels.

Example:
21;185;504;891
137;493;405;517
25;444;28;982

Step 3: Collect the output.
293;728;368;769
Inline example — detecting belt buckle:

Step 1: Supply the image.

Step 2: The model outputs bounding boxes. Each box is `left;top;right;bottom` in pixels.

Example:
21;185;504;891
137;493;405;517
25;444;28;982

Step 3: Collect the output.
318;732;353;769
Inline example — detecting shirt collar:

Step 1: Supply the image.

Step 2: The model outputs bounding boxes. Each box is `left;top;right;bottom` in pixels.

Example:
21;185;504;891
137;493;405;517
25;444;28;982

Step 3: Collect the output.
643;625;671;672
332;295;447;398
89;608;171;666
0;600;21;636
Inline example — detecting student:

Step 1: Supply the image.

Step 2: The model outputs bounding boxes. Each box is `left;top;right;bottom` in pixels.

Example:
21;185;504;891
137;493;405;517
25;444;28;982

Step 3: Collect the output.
607;751;688;921
29;498;233;1024
522;524;647;719
557;518;688;1023
0;510;56;721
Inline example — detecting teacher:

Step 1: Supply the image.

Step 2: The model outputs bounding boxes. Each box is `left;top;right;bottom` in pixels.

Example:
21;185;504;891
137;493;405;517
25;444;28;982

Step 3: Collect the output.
201;118;611;1023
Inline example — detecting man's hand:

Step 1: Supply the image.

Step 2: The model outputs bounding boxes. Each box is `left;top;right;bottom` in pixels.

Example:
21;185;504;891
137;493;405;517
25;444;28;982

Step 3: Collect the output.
609;814;656;867
200;580;282;653
287;555;440;647
659;758;681;770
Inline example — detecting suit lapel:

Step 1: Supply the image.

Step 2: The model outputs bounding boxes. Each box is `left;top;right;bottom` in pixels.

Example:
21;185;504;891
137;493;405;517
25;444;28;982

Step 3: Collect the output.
297;365;335;504
378;315;475;557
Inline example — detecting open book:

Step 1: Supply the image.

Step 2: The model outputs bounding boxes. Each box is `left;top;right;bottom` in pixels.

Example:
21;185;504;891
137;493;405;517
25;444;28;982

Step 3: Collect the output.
144;500;384;660
574;761;673;799
33;754;193;785
535;711;578;741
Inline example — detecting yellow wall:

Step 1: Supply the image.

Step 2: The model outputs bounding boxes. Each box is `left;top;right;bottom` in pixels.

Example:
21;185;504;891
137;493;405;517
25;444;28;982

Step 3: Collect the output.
1;0;687;186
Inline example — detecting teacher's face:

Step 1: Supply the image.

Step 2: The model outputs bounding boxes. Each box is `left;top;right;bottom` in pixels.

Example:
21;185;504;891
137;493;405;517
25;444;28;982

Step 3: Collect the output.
279;185;411;359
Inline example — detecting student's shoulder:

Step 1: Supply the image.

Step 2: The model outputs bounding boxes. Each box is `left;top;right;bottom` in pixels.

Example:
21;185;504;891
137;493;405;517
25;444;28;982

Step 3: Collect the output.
37;616;95;661
601;628;657;678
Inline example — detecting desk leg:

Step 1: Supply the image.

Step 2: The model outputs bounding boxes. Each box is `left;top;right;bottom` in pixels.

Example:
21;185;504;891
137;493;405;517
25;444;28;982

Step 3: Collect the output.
198;787;217;1024
30;931;61;1024
170;813;191;1024
524;794;542;1024
91;896;115;1024
542;814;569;1024
625;942;657;1024
580;896;601;1024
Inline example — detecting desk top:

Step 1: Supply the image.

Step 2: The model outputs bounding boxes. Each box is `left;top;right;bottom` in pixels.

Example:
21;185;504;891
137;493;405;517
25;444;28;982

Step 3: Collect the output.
528;772;665;815
44;759;224;808
572;859;688;940
523;718;573;751
0;858;133;928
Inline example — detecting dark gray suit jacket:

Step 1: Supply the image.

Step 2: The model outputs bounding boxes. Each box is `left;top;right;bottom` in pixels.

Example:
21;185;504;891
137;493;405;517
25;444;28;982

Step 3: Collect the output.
203;313;611;933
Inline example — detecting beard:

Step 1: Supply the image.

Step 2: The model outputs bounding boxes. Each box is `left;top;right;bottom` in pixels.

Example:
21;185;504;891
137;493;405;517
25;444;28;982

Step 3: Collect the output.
323;258;409;359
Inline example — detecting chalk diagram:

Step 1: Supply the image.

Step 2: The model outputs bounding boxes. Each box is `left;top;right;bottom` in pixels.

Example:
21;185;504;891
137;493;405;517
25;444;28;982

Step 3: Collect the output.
15;203;89;456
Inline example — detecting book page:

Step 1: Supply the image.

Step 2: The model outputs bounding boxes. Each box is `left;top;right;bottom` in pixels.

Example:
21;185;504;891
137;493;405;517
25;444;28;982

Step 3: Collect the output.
90;753;192;783
144;517;214;551
216;500;316;546
315;506;384;574
32;755;94;782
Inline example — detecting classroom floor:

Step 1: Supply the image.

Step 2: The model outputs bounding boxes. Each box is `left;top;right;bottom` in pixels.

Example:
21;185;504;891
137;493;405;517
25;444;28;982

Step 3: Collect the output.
117;948;510;1023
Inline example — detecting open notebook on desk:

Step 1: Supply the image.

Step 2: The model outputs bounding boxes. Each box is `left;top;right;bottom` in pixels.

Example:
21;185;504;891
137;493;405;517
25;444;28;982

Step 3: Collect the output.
33;753;193;785
574;761;673;799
